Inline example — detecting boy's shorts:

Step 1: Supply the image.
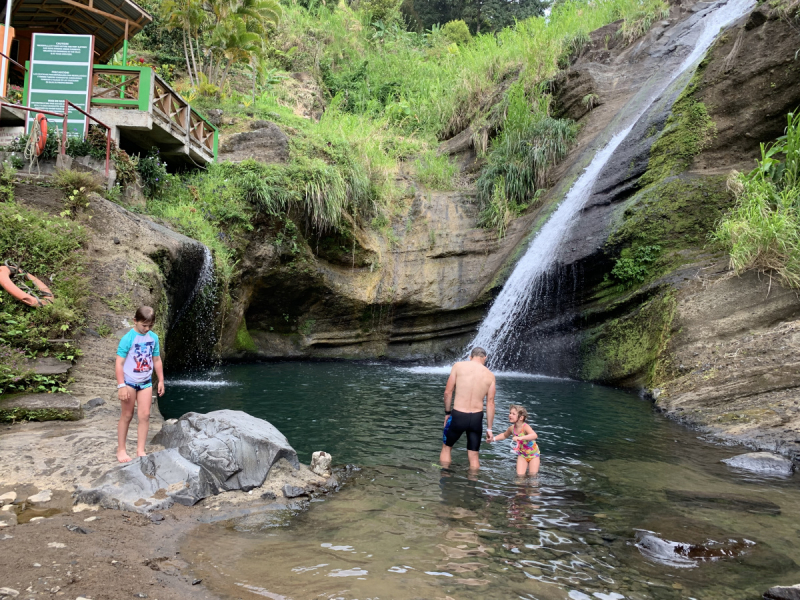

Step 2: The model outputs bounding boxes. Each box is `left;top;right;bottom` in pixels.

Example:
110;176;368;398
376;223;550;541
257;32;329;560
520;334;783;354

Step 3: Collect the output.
125;379;152;392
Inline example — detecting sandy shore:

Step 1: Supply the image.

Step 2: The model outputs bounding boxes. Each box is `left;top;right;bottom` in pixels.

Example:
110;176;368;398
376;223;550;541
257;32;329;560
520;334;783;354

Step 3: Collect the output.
0;397;339;599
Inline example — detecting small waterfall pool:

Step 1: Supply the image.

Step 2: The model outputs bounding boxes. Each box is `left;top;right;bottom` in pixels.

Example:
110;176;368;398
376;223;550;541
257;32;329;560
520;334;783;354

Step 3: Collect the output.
163;363;800;600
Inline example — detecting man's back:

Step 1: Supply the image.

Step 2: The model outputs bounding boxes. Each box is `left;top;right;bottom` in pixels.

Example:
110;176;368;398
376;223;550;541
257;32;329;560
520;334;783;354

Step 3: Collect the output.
452;360;495;412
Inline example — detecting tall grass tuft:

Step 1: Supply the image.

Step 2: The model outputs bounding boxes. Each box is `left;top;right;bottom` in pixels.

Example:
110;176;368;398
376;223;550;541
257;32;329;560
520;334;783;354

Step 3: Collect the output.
414;150;458;190
476;85;575;235
714;112;800;287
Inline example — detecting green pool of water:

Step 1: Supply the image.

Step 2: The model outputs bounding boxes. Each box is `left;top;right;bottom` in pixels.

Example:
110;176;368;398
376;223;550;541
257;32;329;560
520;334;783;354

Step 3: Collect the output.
163;362;800;600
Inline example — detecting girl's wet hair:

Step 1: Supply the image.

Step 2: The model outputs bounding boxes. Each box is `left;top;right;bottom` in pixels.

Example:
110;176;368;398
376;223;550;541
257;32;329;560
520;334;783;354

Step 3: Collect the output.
509;404;529;422
134;305;156;325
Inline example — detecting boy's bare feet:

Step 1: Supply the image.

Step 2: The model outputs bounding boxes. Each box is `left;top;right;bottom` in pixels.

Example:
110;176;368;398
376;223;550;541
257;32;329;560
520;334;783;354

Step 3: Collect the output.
117;450;132;463
136;451;147;458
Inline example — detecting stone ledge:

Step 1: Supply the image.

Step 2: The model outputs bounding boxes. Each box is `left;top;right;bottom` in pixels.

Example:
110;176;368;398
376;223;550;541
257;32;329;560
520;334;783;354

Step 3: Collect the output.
0;393;82;422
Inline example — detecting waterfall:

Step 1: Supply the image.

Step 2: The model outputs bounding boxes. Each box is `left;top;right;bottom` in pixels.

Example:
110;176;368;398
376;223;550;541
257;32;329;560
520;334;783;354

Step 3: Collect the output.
172;244;214;328
468;0;755;369
166;243;220;371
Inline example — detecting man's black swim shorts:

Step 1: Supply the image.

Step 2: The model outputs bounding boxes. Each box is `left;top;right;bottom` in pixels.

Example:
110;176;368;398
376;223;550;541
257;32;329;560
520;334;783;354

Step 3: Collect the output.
444;409;483;451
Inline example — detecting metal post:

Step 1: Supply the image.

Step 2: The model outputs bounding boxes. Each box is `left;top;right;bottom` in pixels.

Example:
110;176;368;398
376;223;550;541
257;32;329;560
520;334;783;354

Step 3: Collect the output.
104;128;110;178
1;0;11;98
120;21;129;99
61;99;68;154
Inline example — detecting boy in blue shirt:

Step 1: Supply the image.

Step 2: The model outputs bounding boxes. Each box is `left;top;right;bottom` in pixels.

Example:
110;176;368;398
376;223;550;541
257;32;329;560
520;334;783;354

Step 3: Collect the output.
115;306;165;462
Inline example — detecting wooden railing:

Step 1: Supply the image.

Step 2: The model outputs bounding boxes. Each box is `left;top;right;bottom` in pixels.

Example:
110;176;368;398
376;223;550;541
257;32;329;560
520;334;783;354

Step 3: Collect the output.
91;65;150;111
89;65;217;161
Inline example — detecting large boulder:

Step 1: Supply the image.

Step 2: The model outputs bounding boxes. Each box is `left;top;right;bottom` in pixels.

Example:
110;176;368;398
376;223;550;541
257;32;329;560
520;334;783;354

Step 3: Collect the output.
722;452;795;476
75;449;219;513
218;121;289;164
765;584;800;600
152;410;299;491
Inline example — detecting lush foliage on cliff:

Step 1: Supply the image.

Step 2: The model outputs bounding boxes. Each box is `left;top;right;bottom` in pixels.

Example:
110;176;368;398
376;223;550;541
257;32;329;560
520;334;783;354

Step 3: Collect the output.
135;0;669;248
714;112;800;287
0;183;87;394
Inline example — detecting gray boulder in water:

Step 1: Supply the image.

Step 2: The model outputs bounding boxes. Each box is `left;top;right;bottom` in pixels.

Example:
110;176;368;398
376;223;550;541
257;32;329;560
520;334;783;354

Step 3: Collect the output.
152;410;300;491
76;410;299;513
721;452;795;476
75;448;219;512
764;584;800;600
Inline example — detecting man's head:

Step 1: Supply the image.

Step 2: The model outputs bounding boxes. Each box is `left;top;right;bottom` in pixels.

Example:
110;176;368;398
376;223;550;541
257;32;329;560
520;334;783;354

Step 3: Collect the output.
469;347;487;364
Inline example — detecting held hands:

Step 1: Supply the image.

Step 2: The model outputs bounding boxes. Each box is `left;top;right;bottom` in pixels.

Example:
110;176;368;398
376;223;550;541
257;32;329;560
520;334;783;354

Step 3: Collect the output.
486;429;494;443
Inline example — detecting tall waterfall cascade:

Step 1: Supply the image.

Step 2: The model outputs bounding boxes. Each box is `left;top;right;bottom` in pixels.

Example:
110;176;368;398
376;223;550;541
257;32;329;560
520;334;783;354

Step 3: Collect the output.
467;0;756;369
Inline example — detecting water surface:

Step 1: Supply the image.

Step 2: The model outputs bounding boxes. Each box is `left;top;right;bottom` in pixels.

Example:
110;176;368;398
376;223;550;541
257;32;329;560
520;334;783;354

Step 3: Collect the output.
163;362;800;600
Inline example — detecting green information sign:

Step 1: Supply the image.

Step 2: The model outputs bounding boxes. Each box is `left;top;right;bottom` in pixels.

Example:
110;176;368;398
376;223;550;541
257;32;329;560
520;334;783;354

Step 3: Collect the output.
26;33;94;138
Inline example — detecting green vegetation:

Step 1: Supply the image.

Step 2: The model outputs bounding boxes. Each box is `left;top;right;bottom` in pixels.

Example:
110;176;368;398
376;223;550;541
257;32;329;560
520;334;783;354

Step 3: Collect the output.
234;317;258;352
477;85;575;235
582;290;676;385
714;111;800;287
0;187;88;394
639;76;716;188
0;404;77;422
441;20;472;45
414;151;458;189
158;0;281;92
610;245;661;287
52;169;103;218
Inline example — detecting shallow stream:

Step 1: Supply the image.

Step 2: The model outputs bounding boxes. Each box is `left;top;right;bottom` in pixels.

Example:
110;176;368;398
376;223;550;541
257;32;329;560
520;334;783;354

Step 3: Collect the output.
163;362;800;600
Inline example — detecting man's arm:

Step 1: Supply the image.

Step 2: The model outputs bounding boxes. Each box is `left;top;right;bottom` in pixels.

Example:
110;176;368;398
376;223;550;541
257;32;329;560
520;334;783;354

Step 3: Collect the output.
443;366;457;413
485;379;496;440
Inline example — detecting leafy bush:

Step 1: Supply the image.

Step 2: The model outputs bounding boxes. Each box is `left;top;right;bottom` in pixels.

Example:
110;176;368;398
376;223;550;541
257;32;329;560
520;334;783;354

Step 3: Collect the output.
0;343;32;394
0;201;88;353
442;20;472;46
137;147;170;199
610;245;661;287
477;85;575;216
714;112;800;287
0;162;15;202
53;169;103;217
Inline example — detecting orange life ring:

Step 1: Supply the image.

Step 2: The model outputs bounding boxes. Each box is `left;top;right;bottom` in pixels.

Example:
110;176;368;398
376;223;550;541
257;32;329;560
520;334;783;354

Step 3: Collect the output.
34;113;47;157
0;264;54;307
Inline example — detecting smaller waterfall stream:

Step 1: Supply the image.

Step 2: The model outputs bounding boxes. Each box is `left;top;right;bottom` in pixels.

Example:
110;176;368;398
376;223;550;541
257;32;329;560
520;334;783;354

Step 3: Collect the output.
469;0;755;368
172;244;214;328
166;244;220;370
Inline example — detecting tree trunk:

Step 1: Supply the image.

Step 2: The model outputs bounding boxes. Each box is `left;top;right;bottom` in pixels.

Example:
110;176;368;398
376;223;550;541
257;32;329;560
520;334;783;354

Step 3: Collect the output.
218;58;234;90
187;32;201;84
182;31;195;87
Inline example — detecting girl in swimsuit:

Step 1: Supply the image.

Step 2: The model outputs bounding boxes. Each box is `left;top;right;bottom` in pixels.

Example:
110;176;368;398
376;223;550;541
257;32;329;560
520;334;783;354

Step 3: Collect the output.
491;404;540;476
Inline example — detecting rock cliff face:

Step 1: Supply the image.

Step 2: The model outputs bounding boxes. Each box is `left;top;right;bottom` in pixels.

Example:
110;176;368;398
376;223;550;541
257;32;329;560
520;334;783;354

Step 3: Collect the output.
219;184;545;361
509;2;800;455
16;184;213;397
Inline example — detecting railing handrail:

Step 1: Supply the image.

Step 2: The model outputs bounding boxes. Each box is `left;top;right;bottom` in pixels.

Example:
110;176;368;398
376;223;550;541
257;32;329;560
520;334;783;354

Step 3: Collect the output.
0;51;27;73
0;100;111;178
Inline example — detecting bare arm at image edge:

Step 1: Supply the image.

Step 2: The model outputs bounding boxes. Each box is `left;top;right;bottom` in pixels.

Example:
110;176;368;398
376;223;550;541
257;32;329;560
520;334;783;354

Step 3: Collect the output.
486;379;496;436
443;366;457;427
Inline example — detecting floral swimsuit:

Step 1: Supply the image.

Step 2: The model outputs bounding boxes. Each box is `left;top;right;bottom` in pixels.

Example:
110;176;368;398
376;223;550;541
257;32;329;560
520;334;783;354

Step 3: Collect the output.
510;423;540;462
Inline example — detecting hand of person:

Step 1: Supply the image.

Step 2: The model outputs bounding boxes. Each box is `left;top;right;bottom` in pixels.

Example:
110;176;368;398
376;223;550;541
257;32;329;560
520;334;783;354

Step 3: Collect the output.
512;436;520;442
486;429;493;442
157;381;165;397
117;386;130;402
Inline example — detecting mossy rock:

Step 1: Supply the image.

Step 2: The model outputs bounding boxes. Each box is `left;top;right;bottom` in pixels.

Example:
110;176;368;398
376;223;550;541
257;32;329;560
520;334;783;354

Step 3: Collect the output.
0;392;82;422
581;291;677;387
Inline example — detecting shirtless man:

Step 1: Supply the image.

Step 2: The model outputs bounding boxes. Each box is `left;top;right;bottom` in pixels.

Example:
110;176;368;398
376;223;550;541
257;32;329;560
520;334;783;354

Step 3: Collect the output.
440;347;496;470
